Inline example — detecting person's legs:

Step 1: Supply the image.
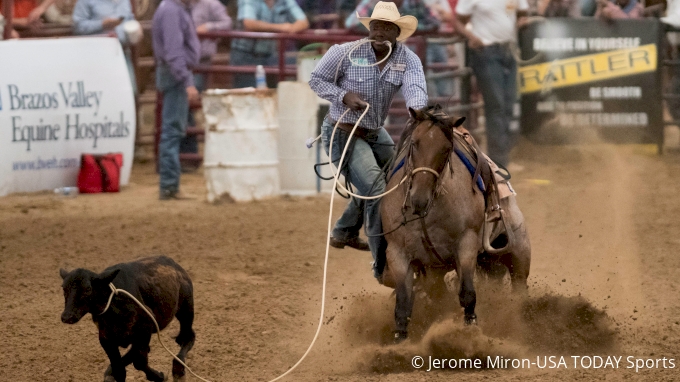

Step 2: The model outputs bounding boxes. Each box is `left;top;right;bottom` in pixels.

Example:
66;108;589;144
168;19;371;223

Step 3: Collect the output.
502;48;520;155
470;46;512;167
157;67;188;197
321;119;364;241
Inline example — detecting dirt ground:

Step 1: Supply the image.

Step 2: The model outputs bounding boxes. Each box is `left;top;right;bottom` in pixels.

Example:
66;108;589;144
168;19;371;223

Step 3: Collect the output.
1;138;680;382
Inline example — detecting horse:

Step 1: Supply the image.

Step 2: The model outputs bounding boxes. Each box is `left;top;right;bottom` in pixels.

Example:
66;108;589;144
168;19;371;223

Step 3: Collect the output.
380;105;531;342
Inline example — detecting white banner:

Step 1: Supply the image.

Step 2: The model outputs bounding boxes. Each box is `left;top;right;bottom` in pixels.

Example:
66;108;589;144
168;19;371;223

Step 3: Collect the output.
0;37;136;196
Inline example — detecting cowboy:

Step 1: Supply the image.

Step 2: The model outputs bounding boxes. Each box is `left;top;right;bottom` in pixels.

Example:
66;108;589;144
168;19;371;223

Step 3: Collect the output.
309;1;428;283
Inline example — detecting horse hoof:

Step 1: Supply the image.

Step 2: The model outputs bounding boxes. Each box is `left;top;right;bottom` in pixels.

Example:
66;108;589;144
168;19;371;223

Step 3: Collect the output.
173;375;186;382
103;376;116;382
464;315;477;326
393;330;408;344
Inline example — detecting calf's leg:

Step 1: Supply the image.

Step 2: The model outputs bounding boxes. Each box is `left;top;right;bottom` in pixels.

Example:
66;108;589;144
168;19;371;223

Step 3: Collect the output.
100;337;125;382
131;333;165;382
173;292;196;382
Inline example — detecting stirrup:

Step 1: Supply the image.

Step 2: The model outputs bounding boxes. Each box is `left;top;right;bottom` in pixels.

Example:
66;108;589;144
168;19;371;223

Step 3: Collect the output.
482;208;514;254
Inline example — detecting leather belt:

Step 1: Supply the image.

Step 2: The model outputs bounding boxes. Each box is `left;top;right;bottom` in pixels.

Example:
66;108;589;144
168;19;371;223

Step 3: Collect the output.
332;121;376;140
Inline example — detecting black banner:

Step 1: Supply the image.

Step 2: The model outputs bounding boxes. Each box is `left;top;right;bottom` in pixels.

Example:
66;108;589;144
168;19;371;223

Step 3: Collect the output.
518;19;663;144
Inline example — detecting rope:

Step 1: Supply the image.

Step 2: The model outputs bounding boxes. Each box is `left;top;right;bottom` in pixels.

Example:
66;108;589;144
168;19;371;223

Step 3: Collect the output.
100;283;212;382
264;105;372;382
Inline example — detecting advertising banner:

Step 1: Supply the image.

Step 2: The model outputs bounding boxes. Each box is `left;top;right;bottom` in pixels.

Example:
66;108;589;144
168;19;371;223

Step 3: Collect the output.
0;37;136;196
518;19;663;144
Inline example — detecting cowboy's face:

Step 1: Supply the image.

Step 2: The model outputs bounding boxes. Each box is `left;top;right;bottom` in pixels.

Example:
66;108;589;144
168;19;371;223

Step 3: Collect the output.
369;20;400;52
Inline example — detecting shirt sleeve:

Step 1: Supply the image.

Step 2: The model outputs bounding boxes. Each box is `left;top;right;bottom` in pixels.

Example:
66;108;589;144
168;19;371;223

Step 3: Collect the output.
206;0;232;30
309;44;349;106
285;0;307;22
72;0;104;35
237;0;257;21
455;0;474;16
401;51;428;110
159;9;194;87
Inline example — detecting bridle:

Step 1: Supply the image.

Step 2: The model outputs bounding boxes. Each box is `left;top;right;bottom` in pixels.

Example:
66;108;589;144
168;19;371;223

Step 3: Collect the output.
402;119;454;218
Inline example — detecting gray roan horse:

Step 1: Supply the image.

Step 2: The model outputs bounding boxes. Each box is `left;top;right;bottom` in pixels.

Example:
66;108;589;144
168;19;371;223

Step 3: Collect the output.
380;105;531;342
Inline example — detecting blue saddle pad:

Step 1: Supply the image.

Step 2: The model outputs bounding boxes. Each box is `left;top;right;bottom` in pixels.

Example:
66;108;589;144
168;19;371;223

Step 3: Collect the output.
389;150;485;192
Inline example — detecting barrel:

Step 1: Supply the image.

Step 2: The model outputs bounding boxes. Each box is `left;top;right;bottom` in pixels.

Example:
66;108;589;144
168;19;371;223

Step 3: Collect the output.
202;88;280;202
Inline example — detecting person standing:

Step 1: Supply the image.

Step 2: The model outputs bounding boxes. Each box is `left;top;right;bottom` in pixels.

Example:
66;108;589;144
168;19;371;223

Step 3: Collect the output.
179;0;232;172
72;0;140;93
152;0;200;200
309;1;427;282
230;0;309;88
453;0;528;169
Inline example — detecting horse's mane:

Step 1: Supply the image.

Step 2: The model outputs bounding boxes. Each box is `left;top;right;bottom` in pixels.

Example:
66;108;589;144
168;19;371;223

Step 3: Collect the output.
395;104;452;155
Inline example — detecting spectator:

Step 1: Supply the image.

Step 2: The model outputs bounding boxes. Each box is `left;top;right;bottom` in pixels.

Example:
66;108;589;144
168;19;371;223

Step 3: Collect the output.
152;0;200;200
346;0;439;33
595;0;644;19
539;0;581;17
179;0;232;172
423;0;454;98
453;0;529;168
0;0;56;28
230;0;310;88
72;0;140;93
297;0;337;28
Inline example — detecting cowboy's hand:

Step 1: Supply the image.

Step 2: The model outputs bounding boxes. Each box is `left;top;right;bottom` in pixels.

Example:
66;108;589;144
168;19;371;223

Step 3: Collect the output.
342;92;368;111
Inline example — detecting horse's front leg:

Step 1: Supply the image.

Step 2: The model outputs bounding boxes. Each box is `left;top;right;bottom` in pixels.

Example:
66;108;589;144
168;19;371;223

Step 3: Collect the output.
457;231;479;325
392;255;415;343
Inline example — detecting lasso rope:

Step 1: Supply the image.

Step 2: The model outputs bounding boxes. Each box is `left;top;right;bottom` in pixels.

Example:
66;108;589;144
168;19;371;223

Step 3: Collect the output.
100;283;212;382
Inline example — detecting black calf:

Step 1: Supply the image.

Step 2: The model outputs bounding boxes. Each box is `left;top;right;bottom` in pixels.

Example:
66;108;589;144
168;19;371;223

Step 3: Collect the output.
60;255;195;382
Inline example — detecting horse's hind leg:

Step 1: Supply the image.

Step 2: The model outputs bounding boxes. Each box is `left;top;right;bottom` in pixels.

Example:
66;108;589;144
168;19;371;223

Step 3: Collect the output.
392;255;415;342
456;232;479;325
506;225;531;294
173;289;196;382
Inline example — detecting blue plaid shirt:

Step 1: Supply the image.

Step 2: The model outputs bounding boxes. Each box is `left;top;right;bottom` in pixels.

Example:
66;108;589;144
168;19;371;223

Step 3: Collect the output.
309;40;428;130
231;0;307;55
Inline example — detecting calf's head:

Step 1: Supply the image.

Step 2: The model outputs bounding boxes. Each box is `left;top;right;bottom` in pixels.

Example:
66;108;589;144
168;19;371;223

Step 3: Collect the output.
59;268;120;324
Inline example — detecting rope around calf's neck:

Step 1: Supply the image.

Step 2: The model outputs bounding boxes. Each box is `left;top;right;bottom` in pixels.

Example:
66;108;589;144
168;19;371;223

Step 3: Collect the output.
100;283;212;382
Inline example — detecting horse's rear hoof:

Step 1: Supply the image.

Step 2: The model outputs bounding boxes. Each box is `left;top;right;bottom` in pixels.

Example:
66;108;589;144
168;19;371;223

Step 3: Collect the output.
464;314;477;326
103;376;116;382
173;375;186;382
393;330;408;344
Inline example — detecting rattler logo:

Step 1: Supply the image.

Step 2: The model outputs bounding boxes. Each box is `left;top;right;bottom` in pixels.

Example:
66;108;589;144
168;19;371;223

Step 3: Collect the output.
519;44;657;94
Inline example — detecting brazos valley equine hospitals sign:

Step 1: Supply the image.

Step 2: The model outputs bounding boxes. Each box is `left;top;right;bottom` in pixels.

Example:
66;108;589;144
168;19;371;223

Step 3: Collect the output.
0;37;135;196
518;19;663;144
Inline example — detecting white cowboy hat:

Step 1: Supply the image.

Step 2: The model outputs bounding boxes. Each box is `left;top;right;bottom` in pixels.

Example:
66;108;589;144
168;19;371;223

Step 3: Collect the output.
357;1;418;41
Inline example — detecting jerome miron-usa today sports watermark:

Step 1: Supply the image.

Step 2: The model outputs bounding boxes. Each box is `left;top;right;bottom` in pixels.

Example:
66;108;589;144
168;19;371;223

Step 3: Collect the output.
410;355;676;372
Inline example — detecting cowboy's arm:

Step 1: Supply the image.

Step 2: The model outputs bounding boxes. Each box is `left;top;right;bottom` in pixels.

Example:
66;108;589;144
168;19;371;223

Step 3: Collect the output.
400;52;428;110
454;0;484;49
516;0;530;28
309;44;350;106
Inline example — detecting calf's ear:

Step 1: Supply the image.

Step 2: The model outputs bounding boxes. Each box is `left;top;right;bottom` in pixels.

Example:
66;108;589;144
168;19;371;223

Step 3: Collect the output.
59;268;69;280
97;269;121;285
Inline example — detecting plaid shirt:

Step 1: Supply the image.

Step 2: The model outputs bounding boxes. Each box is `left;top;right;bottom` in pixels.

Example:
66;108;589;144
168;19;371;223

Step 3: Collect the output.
309;40;428;130
231;0;306;55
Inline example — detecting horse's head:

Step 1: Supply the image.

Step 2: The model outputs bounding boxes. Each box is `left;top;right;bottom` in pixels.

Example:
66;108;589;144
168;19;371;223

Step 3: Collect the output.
406;105;465;216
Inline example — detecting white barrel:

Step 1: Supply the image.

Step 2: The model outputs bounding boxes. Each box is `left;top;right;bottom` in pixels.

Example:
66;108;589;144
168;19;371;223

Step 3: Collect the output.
202;88;280;202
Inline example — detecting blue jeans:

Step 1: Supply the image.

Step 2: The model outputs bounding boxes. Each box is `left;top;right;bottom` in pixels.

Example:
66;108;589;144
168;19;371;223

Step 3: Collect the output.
427;43;454;98
469;44;518;167
156;64;189;194
321;117;394;277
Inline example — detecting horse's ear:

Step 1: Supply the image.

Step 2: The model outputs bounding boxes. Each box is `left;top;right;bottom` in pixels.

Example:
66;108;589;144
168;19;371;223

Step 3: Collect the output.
452;117;466;128
408;107;420;120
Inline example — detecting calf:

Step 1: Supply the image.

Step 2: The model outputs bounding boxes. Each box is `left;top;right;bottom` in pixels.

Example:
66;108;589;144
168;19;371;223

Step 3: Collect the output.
60;255;196;382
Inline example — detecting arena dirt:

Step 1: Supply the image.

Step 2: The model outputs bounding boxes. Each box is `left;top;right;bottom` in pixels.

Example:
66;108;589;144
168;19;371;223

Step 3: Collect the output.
1;140;679;381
